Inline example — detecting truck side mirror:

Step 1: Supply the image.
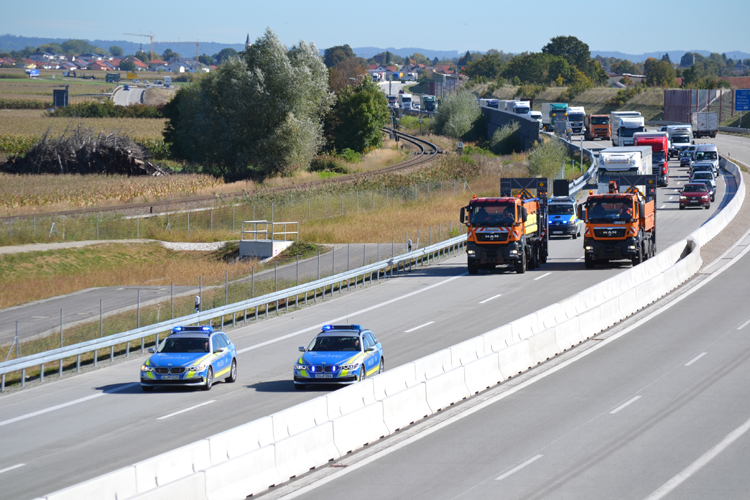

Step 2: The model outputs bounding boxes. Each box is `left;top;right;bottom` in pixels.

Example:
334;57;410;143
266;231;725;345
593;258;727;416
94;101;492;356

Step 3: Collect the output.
576;205;583;220
521;207;528;223
460;207;468;226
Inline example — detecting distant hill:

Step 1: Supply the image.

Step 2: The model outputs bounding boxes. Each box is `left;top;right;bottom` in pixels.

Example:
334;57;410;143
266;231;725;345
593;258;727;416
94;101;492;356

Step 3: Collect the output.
591;50;750;62
351;47;462;60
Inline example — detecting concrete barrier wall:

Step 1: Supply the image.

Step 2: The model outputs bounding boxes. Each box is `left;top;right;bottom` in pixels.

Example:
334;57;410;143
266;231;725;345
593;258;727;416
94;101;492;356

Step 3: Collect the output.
43;158;745;500
482;107;540;151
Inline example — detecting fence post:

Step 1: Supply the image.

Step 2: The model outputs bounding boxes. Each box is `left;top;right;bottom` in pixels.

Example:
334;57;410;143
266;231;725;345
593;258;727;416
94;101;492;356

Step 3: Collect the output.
187;212;190;237
225;270;229;305
317;251;320;279
275;261;278;291
137;289;140;329
296;254;299;286
100;299;103;337
251;266;254;297
171;283;174;319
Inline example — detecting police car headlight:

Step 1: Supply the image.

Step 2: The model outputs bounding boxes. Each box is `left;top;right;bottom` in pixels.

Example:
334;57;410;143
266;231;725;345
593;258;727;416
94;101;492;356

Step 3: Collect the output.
188;364;208;372
294;364;308;370
141;365;154;372
339;363;360;370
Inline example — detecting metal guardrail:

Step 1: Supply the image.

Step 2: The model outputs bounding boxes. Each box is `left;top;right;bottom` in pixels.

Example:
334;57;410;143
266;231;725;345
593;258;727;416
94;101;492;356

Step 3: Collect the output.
240;220;299;241
0;235;467;390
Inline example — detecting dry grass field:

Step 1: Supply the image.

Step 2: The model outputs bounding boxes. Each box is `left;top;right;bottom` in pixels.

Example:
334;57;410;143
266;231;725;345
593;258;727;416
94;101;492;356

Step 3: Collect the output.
0;109;167;139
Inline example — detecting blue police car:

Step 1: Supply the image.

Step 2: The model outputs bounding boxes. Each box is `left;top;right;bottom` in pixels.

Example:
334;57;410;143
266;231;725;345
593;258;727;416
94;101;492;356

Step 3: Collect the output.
548;196;583;239
294;325;384;390
140;326;237;392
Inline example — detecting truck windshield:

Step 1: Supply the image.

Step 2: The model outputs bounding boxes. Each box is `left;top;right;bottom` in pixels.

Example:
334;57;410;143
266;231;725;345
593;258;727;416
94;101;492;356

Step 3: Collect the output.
591;117;609;125
568;114;584;121
672;136;690;144
587;198;634;223
621;126;645;137
470;202;516;226
401;97;411;103
695;151;717;160
549;205;574;215
514;107;530;114
652;152;666;163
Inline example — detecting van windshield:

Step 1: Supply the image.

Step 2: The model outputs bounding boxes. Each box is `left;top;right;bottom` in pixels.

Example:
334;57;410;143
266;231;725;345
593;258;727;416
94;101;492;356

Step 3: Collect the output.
672;136;690;144
695;151;717;160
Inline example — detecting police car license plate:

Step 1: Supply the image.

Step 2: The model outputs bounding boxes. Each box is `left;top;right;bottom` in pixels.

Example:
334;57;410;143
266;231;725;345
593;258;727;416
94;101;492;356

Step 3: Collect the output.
552;231;562;234
316;374;333;378
161;375;179;380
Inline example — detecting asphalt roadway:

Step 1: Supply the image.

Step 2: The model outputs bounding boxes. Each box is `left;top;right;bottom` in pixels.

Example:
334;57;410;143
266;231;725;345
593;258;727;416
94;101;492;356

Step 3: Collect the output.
280;205;750;500
0;153;735;499
112;86;144;106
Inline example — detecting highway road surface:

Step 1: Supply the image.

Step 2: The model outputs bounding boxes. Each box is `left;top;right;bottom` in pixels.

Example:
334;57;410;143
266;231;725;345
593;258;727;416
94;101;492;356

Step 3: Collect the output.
0;153;735;499
284;214;750;500
112;87;144;106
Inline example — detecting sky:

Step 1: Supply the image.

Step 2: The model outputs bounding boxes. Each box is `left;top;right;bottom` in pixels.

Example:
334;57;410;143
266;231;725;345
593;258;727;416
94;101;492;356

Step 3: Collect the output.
2;0;748;55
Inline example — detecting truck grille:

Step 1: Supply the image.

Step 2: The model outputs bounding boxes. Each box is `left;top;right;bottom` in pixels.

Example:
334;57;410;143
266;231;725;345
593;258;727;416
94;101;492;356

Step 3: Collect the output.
476;232;509;242
594;227;626;238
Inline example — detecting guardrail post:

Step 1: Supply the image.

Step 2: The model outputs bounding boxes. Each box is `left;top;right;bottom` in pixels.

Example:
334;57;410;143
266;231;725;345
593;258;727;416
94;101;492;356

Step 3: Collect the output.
233;312;236;327
126;341;130;358
94;349;97;367
110;346;114;362
40;364;44;383
76;355;80;372
21;369;25;387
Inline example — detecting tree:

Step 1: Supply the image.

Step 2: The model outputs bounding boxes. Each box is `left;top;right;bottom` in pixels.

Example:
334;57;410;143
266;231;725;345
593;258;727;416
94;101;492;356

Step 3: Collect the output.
611;59;637;75
433;89;482;139
198;54;214;65
432;57;439;66
680;53;695;68
119;60;136;72
457;51;473;68
61;39;99;55
410;52;428;65
134;50;151;63
39;42;64;54
163;28;334;179
465;53;505;80
542;36;591;74
213;48;238;64
328;57;368;93
503;53;570;85
323;44;354;68
324;78;389;153
661;53;672;64
644;58;676;87
162;49;179;61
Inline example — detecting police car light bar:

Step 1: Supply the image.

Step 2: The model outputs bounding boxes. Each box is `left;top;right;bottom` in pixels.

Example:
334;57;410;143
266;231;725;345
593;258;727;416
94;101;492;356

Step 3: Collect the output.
322;324;362;331
171;326;214;334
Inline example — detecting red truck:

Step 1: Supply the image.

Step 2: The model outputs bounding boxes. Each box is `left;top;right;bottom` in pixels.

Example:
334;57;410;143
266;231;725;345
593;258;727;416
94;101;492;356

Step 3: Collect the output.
634;132;669;187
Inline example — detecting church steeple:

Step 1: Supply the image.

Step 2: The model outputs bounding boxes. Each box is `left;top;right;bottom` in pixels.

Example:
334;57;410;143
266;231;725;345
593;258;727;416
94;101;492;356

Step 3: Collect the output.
245;33;251;49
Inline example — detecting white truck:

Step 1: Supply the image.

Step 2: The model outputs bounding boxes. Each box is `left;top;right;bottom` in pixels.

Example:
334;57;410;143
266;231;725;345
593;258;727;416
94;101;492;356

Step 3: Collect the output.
597;146;652;194
567;106;586;135
505;100;531;118
610;111;642;146
399;93;413;110
667;125;693;157
613;116;645;147
690;112;718;138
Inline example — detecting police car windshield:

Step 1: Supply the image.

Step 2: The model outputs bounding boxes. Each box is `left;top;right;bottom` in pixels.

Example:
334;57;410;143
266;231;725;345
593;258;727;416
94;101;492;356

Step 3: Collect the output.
587;198;633;222
471;202;516;226
308;336;361;352
158;337;209;353
549;204;573;215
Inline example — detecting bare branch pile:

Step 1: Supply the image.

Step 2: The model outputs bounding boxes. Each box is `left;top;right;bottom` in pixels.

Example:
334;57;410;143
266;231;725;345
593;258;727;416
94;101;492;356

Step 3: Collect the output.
3;125;167;176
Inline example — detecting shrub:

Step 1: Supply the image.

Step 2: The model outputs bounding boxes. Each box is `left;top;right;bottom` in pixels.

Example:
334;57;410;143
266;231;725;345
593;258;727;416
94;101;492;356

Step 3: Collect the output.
434;89;482;139
339;148;362;163
309;154;350;174
0;98;51;109
490;122;522;155
528;138;567;179
50;100;163;118
0;135;37;156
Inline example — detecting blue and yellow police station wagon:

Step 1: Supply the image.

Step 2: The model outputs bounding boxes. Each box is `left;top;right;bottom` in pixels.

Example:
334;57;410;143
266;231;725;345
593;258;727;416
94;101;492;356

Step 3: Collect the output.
294;325;384;390
548;196;583;239
140;326;237;392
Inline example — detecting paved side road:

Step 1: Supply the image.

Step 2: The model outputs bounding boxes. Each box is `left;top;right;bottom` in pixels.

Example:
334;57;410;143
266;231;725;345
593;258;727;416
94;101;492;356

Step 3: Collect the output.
0;242;411;345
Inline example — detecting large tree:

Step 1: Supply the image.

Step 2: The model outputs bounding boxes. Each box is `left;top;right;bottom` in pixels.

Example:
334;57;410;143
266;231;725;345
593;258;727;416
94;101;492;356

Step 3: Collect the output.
212;48;238;64
110;46;123;57
542;36;591;75
119;60;136;72
61;39;99;55
465;53;505;80
323;44;355;68
644;58;676;87
324;78;389;153
328;57;368;93
163;29;334;179
503;53;571;85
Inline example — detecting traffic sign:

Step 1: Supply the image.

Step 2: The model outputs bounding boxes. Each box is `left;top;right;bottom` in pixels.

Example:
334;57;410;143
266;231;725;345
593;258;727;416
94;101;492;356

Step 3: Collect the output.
735;89;750;111
418;118;423;124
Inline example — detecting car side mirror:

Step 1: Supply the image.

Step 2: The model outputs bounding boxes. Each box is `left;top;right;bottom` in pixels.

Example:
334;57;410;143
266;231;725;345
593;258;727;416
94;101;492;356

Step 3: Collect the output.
214;347;224;354
147;347;155;353
298;346;306;352
366;346;376;352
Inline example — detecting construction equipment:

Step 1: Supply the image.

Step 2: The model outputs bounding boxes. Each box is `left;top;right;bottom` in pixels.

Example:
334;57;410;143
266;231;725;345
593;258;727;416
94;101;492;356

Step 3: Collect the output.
460;178;549;275
124;32;155;60
578;175;657;268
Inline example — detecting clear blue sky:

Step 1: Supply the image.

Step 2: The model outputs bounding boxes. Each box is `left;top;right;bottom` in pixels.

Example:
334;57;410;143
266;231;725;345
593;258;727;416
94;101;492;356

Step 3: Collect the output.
2;0;747;55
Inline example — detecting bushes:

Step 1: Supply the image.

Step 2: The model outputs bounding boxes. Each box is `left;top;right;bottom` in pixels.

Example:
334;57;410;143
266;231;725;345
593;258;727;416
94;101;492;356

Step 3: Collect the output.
490;122;522;155
0;98;51;109
309;154;350;174
51;100;164;118
606;85;641;107
528;138;567;179
0;135;37;156
433;89;483;139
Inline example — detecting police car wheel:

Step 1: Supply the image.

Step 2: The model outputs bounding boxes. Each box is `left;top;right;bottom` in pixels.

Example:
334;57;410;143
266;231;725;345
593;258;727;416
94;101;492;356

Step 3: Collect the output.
225;359;237;383
572;230;577;240
378;358;385;374
359;366;366;382
202;367;214;391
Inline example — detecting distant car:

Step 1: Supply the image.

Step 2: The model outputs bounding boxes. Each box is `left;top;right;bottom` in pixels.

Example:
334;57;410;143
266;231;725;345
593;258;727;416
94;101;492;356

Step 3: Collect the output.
123;84;129;91
690;171;717;201
294;324;383;390
398;89;404;94
679;146;696;168
679;183;711;210
413;103;420;110
690;162;715;177
548;196;582;239
140;326;237;391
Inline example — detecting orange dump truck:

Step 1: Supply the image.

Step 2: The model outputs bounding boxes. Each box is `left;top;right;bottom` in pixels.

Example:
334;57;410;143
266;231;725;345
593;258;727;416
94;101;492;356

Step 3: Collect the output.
577;176;657;268
460;178;549;274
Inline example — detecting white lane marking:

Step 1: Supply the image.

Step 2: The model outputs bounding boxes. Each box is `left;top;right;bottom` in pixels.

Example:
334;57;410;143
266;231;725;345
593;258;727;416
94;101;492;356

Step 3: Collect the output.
237;273;466;354
669;196;674;200
0;382;139;428
738;318;750;330
495;455;543;481
0;463;25;475
660;205;666;209
684;352;707;366
277;232;750;500
405;321;435;333
479;294;502;304
157;400;216;420
534;272;552;281
645;415;750;500
576;257;584;261
610;396;641;414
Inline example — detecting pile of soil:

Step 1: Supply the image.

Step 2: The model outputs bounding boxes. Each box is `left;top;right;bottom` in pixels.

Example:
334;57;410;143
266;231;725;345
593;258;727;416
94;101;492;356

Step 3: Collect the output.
2;125;167;176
